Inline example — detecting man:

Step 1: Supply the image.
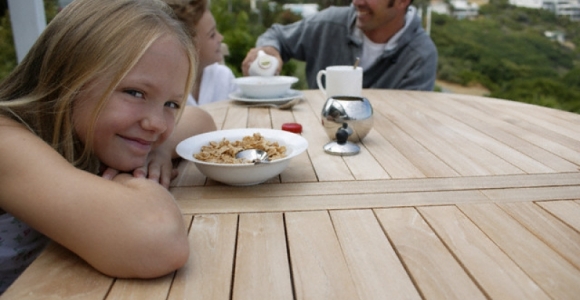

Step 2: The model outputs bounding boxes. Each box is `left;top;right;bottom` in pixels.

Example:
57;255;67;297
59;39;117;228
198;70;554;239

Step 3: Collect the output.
242;0;437;91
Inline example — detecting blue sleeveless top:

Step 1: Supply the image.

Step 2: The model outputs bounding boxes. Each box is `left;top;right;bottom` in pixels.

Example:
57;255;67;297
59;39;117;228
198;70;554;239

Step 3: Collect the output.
0;213;49;293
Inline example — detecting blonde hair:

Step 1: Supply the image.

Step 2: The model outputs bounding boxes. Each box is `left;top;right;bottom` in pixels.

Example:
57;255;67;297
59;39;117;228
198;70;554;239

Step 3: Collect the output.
0;0;197;173
163;0;208;38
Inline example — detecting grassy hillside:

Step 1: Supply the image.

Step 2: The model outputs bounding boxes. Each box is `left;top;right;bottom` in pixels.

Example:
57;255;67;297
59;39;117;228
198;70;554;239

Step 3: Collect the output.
430;0;580;113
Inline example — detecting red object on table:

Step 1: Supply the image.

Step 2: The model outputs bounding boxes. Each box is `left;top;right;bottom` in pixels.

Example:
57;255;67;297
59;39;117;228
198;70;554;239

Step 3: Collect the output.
282;123;302;134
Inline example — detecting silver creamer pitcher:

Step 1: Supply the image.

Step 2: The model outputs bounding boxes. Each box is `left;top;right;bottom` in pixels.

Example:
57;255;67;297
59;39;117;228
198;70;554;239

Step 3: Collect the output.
321;96;373;142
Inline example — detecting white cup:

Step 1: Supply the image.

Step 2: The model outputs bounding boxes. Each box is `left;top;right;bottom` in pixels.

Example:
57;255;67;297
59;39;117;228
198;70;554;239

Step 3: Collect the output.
316;66;363;98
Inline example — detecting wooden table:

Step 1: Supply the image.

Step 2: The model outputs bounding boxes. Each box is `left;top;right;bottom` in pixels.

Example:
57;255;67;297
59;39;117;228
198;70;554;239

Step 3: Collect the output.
3;90;580;299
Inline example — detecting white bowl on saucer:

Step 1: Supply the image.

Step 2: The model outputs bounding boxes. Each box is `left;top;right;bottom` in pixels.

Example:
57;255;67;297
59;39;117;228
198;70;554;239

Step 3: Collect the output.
233;76;298;99
176;128;308;186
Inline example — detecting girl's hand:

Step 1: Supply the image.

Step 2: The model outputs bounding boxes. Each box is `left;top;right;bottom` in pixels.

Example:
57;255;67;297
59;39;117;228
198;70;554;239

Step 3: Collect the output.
132;147;178;189
101;167;120;180
100;148;178;189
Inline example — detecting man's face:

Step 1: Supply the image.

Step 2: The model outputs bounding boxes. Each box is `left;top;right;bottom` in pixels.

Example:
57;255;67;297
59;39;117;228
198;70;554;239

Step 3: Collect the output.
352;0;406;40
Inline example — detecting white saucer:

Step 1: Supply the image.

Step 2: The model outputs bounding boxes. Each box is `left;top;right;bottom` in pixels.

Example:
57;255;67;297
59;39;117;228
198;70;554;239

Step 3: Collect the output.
229;89;303;103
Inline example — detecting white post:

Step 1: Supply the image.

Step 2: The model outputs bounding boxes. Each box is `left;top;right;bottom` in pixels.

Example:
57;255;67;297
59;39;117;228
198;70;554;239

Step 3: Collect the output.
7;0;46;63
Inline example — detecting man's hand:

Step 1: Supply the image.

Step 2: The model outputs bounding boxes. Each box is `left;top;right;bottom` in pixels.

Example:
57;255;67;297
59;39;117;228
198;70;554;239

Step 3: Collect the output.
242;46;283;76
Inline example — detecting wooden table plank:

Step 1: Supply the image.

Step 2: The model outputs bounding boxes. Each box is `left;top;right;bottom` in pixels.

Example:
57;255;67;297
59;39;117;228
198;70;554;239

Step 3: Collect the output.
221;104;248;129
418;206;550;300
359;129;426;179
1;243;113;300
458;203;580;299
450;96;580;167
493;102;580;144
270;102;298;129
176;189;490;214
285;210;359;300
106;274;174;300
498;202;580;269
400;93;528;175
380;108;491;176
375;207;486;300
232;213;293;300
167;214;237;300
247;107;272;128
464;96;580;154
171;173;580;201
200;101;229;130
510;101;580;125
482;185;580;202
536;200;580;232
174;182;580;215
280;151;317;183
404;92;555;174
438;94;579;172
372;112;460;178
516;104;580;127
375;98;497;176
343;143;392;180
330;209;421;300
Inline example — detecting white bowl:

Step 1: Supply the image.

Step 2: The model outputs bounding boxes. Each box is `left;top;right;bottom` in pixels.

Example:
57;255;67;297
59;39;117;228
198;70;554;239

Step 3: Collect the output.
233;76;298;99
176;128;308;186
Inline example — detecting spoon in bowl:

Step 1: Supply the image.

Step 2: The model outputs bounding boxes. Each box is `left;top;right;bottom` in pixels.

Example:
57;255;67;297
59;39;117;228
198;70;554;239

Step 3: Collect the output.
235;149;270;164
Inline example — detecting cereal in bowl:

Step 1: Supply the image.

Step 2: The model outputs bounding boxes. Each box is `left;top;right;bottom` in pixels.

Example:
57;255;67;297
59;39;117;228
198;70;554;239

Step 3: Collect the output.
194;133;286;164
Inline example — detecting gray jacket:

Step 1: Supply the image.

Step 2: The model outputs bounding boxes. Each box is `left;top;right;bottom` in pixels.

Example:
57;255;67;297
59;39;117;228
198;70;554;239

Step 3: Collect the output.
257;5;438;91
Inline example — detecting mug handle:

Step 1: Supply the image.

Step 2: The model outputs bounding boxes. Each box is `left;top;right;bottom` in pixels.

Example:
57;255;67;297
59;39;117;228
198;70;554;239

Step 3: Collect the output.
316;70;327;96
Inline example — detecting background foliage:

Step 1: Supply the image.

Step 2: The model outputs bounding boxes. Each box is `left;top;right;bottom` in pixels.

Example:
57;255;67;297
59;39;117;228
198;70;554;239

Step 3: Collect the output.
431;0;580;112
0;0;578;113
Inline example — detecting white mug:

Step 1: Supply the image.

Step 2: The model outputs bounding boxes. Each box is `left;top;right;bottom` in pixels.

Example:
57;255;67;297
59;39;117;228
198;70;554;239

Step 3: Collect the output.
316;66;363;98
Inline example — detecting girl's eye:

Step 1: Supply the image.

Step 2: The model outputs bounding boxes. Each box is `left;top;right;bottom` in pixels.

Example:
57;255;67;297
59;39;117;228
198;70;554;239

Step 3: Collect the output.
125;90;144;98
165;101;180;109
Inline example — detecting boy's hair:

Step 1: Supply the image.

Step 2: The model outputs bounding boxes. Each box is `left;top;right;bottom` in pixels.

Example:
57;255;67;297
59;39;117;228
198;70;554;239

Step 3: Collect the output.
163;0;208;38
0;0;197;173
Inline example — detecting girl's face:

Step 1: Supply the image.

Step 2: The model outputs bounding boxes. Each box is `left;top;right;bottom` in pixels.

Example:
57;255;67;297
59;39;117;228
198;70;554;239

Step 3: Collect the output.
73;35;190;171
195;10;223;70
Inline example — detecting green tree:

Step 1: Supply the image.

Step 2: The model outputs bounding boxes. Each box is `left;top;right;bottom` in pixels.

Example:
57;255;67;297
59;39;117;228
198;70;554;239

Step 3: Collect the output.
431;1;580;113
0;8;16;79
0;0;58;80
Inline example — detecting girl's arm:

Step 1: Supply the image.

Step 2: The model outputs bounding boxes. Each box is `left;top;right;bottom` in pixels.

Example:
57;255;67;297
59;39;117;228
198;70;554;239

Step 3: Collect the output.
0;119;188;278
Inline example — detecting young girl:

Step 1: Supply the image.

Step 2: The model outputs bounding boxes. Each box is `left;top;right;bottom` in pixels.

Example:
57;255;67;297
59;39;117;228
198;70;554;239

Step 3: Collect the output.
0;0;216;293
165;0;239;106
